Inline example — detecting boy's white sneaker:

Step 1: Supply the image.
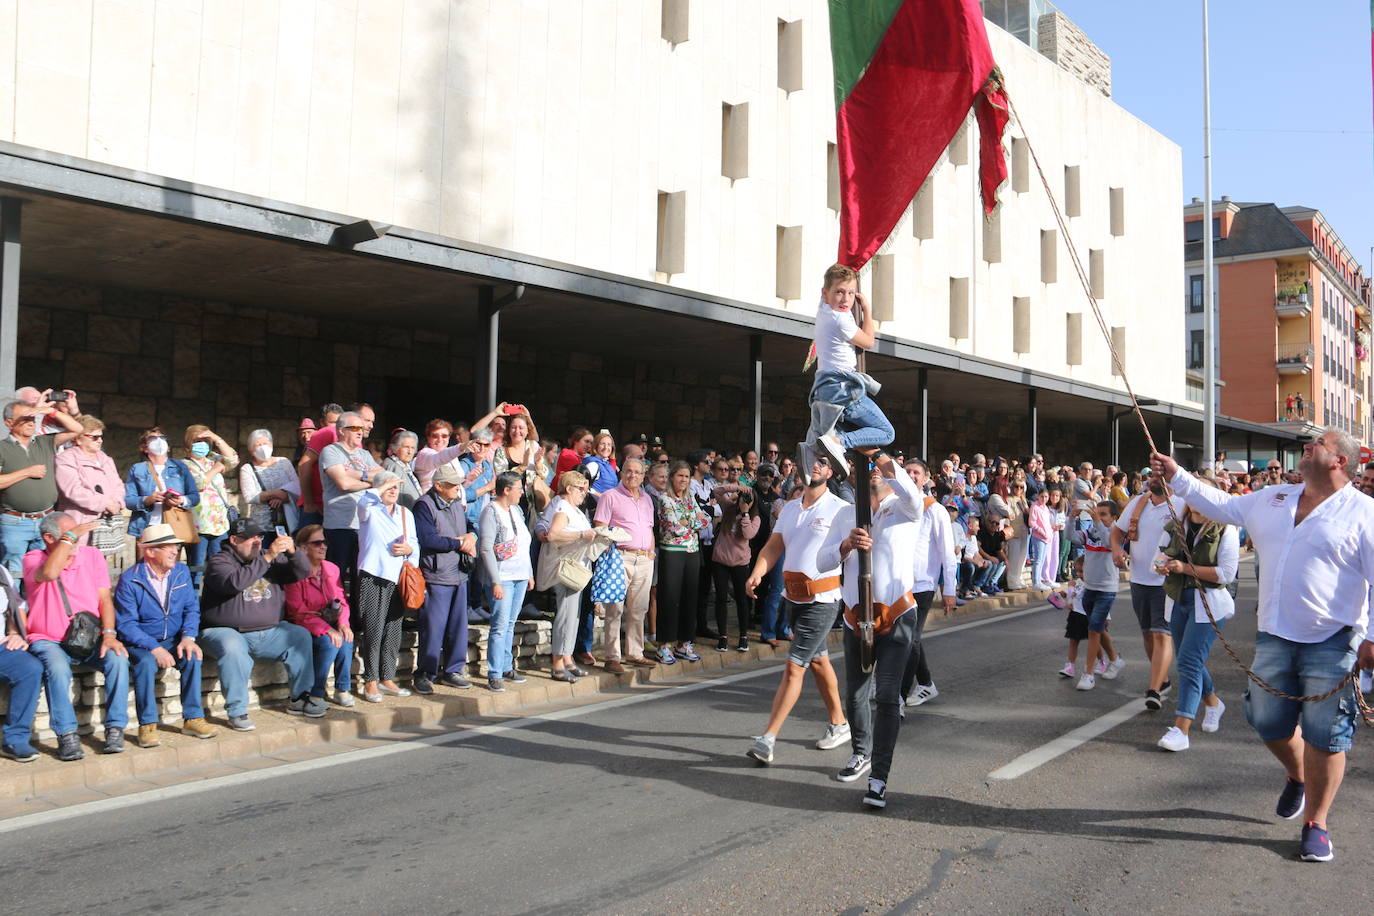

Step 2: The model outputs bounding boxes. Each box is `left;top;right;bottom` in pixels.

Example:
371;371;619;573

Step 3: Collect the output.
1200;698;1225;733
1102;657;1126;680
1157;727;1189;752
1076;673;1095;691
815;433;851;478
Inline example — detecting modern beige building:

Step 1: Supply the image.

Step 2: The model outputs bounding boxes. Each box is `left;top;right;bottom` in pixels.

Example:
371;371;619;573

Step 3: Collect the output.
0;0;1297;464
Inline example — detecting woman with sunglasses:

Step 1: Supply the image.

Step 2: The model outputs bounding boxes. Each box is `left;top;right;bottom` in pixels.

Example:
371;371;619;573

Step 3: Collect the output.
124;426;200;539
535;471;598;681
55;416;124;543
1004;480;1031;590
285;524;355;706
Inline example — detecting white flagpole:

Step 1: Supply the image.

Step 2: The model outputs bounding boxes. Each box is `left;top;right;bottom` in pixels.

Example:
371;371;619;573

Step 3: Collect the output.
1202;0;1217;467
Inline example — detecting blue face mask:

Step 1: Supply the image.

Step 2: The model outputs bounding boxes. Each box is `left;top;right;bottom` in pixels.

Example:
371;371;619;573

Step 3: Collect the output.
190;442;211;458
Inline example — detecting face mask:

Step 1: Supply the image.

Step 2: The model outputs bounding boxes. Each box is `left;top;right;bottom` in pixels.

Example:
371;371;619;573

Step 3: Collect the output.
190;442;211;458
254;444;272;462
147;438;168;457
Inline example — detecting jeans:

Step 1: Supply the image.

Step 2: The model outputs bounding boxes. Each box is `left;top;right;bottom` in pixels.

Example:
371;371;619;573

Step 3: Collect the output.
759;561;789;639
29;639;130;736
899;591;935;695
0;513;43;579
0;644;43;748
488;578;529;677
417;581;470;678
843;609;917;783
185;533;228;586
310;633;353;696
1169;588;1223;720
1244;627;1360;753
128;638;205;724
1081;589;1116;633
1027;537;1045;580
199;623;313;717
808;369;894;450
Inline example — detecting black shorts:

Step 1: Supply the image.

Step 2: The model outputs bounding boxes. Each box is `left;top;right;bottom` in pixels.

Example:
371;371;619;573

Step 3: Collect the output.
1064;610;1090;641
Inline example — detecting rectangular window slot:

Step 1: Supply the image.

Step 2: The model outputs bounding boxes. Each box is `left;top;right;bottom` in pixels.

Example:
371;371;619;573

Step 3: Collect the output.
775;225;802;301
1013;297;1031;354
656;191;686;276
721;102;750;180
777;19;804;92
950;277;970;340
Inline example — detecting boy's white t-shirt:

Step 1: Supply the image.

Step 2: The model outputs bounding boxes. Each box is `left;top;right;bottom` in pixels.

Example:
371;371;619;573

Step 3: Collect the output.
815;303;859;372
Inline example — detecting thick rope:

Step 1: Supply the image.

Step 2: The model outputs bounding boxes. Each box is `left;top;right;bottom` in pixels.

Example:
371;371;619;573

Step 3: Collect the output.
1004;90;1373;724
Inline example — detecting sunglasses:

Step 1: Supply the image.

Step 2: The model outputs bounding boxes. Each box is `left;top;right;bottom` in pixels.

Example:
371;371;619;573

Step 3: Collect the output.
764;449;779;455
343;425;367;433
306;539;327;546
85;433;104;440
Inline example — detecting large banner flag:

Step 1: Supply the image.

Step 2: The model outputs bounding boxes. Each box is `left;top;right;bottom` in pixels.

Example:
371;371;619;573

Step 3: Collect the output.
830;0;1010;269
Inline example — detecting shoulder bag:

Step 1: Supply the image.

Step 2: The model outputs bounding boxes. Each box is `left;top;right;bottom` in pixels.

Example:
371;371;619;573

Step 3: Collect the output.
248;461;290;532
57;579;102;657
396;509;426;609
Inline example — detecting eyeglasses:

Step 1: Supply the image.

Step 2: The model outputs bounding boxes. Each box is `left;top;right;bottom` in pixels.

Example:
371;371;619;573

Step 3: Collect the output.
85;434;103;440
306;539;327;546
11;416;35;424
713;465;729;472
343;425;367;433
764;448;779;455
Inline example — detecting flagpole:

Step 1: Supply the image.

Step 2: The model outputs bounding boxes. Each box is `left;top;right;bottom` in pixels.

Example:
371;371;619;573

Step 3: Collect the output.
1202;0;1217;467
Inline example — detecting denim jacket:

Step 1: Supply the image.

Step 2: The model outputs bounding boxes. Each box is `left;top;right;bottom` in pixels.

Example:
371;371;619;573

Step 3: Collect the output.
124;459;201;537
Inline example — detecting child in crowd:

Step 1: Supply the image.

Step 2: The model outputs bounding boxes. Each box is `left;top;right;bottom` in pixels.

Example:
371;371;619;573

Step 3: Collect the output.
1051;570;1113;683
1066;500;1126;690
953;512;987;598
801;264;894;479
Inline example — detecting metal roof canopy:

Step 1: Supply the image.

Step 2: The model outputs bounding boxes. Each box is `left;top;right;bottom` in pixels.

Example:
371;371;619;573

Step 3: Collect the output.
0;140;1300;445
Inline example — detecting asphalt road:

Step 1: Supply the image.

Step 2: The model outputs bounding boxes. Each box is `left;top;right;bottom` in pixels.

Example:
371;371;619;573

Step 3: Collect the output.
4;556;1372;915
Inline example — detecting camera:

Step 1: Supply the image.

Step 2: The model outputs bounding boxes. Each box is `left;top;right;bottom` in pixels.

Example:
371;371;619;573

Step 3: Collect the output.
739;490;754;505
49;388;68;403
503;404;526;416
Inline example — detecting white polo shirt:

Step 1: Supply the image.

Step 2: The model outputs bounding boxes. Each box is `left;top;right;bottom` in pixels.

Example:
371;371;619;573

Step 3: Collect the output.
1169;468;1374;643
1113;492;1186;587
817;469;928;609
775;489;846;604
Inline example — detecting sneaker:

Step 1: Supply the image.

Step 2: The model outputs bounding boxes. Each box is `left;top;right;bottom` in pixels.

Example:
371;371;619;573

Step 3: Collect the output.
1076;673;1096;691
1276;778;1306;820
1058;663;1076;679
1201;698;1225;733
862;777;887;808
677;642;701;662
907;684;938;707
1;742;38;763
182;717;216;739
136;723;161;748
488;677;506;692
437;673;473;689
1144;689;1162;711
56;732;83;762
412;674;435;695
1360;670;1372;694
658;645;676;664
1157;726;1189;752
836;753;871;782
1300;821;1334;862
736;637;749;652
816;722;851;750
796;441;816;486
228;715;256;732
102;726;126;754
746;734;775;765
288;694;328;718
717;636;729;652
816;433;851;478
333;691;356;708
1159;679;1172;696
1094;658;1109;675
503;670;528;684
1103;657;1126;680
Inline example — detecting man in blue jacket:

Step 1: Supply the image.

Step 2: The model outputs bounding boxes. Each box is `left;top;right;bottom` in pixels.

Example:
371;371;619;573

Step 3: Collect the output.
114;523;216;747
411;464;479;693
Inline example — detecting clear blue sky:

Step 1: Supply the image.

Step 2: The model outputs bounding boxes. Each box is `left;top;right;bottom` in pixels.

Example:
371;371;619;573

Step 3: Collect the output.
1053;0;1374;270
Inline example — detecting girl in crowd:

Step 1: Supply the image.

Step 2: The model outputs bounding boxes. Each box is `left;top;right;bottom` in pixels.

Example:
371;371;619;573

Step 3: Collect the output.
479;471;534;691
356;472;416;703
556;426;594;477
536;471;597;682
654;460;712;663
54;416;124;544
239;429;301;533
285;524;355;706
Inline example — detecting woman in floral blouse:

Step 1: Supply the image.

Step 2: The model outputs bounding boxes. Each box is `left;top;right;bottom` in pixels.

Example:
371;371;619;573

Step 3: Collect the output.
182;424;239;585
653;460;711;665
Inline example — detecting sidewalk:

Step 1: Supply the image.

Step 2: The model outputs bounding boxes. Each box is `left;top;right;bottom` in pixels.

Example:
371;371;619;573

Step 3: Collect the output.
0;585;1057;815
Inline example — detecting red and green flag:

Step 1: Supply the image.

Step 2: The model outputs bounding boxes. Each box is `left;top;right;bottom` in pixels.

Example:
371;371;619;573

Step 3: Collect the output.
830;0;1010;268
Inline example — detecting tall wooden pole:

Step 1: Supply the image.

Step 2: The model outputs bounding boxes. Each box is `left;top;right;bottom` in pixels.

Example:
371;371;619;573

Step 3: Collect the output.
852;294;875;672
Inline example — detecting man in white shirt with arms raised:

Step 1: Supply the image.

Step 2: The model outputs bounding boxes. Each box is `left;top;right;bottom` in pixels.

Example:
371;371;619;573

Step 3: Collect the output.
1151;428;1374;864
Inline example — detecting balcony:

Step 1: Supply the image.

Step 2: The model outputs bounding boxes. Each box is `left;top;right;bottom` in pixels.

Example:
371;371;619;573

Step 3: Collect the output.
1276;343;1314;374
1355;420;1366;441
1275;292;1311;318
1276;399;1315;424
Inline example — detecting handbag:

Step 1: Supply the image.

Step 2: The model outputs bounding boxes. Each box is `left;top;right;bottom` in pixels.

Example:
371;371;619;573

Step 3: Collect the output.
588;543;627;604
556;555;593;591
396;509;426;610
493;506;519;562
57;580;102;657
163;505;201;545
88;512;128;554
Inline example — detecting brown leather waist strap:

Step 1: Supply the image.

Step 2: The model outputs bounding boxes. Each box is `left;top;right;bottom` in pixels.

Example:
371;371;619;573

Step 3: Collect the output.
782;571;841;603
843;591;919;636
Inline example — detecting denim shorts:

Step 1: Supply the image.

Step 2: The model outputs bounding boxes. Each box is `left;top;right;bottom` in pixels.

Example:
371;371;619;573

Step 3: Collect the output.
787;599;838;667
1081;589;1116;634
1129;582;1168;634
1243;627;1361;753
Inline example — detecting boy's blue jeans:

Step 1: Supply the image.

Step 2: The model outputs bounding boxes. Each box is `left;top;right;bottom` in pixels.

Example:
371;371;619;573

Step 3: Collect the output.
807;369;894;450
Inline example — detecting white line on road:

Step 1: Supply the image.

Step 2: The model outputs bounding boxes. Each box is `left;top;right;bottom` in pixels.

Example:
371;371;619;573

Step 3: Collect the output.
0;601;1055;834
985;697;1144;781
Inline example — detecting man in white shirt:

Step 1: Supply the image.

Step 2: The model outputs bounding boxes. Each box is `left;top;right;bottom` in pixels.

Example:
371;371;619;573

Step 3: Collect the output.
743;453;850;767
1111;473;1186;709
1151;428;1374;864
816;452;930;808
898;460;957;709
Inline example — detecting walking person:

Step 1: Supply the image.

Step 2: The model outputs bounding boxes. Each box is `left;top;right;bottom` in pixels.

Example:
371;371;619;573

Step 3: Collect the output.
1151;429;1374;862
742;453;851;766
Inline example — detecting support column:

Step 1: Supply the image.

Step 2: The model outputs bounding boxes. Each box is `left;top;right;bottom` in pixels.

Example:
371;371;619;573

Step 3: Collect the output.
1274;437;1284;470
1109;406;1120;469
1027;389;1038;456
0;199;21;396
748;334;762;453
1166;416;1175;457
474;285;498;420
1245;431;1253;469
1106;405;1116;468
917;368;929;459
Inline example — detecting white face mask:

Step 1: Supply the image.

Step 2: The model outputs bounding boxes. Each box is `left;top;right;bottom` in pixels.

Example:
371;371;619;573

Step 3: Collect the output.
147;438;168;457
254;444;272;462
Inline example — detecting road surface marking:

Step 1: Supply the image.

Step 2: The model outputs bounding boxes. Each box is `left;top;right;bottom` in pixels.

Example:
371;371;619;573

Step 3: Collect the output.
986;697;1144;781
0;602;1054;834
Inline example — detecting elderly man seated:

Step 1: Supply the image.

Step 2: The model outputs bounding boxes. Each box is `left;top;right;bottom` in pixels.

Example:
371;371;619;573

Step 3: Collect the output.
199;517;321;731
114;523;216;747
21;512;129;760
0;565;43;762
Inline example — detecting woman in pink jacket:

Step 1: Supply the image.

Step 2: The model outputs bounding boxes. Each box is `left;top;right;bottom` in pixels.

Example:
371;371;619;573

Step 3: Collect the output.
1027;488;1055;591
284;524;355;707
710;483;761;653
54;416;124;543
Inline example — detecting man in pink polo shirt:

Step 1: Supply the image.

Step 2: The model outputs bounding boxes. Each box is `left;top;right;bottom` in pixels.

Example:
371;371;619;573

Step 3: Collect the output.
593;458;658;673
21;512;129;761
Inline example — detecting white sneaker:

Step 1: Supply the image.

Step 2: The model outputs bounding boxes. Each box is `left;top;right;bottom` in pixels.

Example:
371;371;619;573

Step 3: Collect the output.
907;684;938;707
1157;726;1189;752
1058;663;1076;678
1094;657;1109;675
1103;657;1126;680
815;433;851;478
1201;698;1225;733
816;721;851;750
333;690;356;708
1076;673;1095;691
1360;670;1372;694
